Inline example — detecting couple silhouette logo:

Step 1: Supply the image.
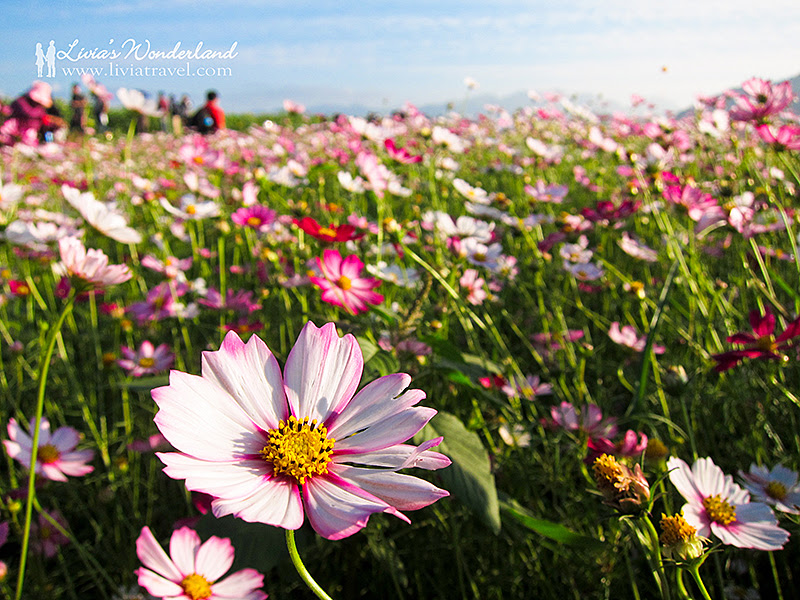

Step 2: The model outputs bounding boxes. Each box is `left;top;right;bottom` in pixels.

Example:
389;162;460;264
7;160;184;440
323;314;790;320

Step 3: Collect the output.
35;41;56;78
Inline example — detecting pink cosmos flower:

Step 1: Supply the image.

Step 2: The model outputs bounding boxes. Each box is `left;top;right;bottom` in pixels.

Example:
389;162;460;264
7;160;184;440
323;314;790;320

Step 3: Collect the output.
384;138;422;164
739;464;800;515
141;255;193;280
667;456;789;551
756;124;800;151
310;249;384;315
501;375;552;400
31;510;69;558
586;430;648;462
729;78;794;123
547;402;617;438
3;417;94;481
231;206;277;233
152;322;450;540
608;322;665;354
135;526;267;600
459;268;487;305
118;341;175;377
617;232;658;262
57;236;132;290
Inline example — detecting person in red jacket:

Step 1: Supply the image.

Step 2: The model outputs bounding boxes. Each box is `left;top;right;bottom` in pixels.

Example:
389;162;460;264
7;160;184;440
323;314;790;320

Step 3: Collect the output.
203;90;225;132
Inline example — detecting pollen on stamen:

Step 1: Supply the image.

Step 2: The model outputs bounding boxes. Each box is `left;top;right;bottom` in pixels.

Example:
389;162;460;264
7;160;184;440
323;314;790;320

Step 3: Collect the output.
702;494;737;525
260;415;335;484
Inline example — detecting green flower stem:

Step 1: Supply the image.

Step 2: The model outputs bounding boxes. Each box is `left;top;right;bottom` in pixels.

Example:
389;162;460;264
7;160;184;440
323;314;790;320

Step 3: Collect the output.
639;515;670;600
15;294;75;600
689;563;713;600
285;529;333;600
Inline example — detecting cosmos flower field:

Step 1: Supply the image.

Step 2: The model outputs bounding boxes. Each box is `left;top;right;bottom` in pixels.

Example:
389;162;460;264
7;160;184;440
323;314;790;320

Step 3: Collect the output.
2;77;800;599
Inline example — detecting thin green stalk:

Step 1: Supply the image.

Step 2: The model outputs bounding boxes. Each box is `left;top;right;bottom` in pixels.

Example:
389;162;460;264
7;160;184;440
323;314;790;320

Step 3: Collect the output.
639;515;671;600
689;563;713;600
285;529;333;600
16;295;75;600
769;552;784;600
627;260;678;418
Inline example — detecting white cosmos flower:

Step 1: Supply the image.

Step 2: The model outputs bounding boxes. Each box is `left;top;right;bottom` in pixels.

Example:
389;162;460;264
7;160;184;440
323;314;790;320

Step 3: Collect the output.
159;194;220;221
62;185;142;244
117;88;163;117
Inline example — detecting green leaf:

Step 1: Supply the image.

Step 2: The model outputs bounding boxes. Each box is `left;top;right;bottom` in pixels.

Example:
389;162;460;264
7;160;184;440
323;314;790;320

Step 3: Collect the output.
356;336;379;364
115;375;169;391
499;495;605;550
416;411;501;534
194;514;312;573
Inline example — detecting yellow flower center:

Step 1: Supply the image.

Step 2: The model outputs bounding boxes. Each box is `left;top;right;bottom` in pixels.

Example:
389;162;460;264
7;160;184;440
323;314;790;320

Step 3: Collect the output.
16;284;30;296
193;156;205;165
337;275;352;291
702;494;737;525
317;227;337;238
592;453;625;491
246;216;262;227
186;204;197;215
766;481;788;501
473;252;487;263
755;334;777;353
38;443;61;464
138;357;156;368
659;512;697;546
260;416;334;484
181;573;212;600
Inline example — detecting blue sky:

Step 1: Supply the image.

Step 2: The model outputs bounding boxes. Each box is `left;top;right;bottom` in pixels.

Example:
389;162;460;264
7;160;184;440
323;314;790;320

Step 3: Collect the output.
2;0;800;114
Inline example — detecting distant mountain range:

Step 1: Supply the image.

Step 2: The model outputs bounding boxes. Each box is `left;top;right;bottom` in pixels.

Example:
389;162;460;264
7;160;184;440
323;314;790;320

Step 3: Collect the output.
301;89;630;119
299;72;800;119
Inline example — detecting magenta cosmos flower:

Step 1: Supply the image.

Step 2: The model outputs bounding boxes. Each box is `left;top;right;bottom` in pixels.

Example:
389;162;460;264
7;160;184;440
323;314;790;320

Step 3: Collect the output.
667;456;789;551
711;306;800;371
57;236;132;290
136;526;267;600
118;341;175;377
231;205;277;233
310;249;384;315
152;321;450;540
3;417;94;481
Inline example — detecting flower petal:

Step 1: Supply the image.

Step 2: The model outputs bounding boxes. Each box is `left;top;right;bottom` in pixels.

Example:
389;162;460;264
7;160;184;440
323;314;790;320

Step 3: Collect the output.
157;454;270;501
326;373;421;438
666;457;704;504
136;526;183;582
201;330;288;431
169;527;201;577
303;473;406;540
153;371;264;461
136;567;184;597
283;322;363;423
334;442;451;470
211;568;266;598
195;535;235;582
49;427;80;452
209;475;304;530
335;407;436;454
333;465;450;511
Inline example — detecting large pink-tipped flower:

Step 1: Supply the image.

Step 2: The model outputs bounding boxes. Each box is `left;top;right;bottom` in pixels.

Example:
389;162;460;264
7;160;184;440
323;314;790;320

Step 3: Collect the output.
57;236;132;290
135;526;267;600
310;249;384;315
667;456;789;551
152;322;450;540
3;417;94;481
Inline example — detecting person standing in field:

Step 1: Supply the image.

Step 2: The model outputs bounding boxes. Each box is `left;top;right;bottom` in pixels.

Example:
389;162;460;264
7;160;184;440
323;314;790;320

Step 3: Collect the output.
189;90;225;133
